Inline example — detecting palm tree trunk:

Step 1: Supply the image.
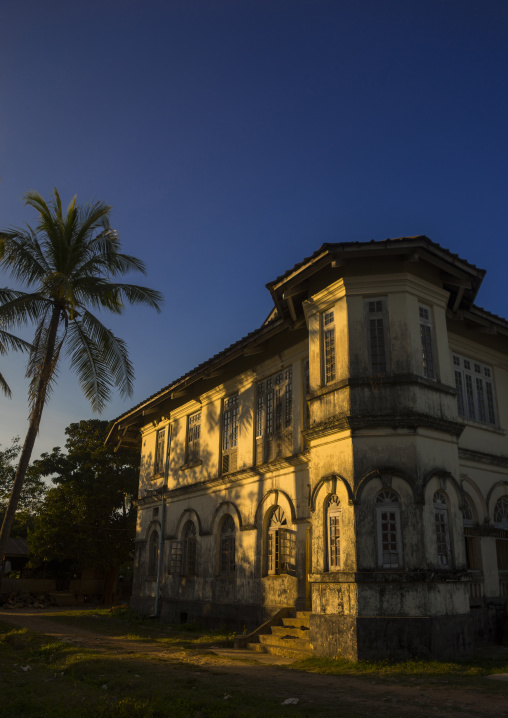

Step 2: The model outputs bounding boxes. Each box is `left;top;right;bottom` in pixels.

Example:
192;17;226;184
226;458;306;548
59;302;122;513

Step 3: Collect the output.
0;305;61;591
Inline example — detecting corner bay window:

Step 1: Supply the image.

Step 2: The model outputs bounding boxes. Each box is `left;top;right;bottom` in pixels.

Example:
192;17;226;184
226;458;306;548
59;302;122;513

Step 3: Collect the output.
494;497;508;594
366;298;387;374
453;353;497;426
222;394;239;473
154;427;166;475
256;368;292;464
327;495;341;570
187;411;201;463
419;304;436;379
434;491;451;567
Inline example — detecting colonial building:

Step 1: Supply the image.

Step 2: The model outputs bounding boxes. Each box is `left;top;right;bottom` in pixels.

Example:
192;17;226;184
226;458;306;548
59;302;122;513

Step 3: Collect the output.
107;236;508;660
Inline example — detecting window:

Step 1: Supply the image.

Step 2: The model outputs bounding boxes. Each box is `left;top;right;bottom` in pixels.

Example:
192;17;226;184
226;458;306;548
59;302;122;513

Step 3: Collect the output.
453;353;497;426
376;490;402;568
256;369;293;464
366;298;387;374
148;530;159;576
494;498;508;584
219;515;235;575
154;428;166;475
303;358;310;429
187;411;201;463
462;499;482;572
419;304;436;379
183;521;197;576
222;394;239;473
267;507;295;575
322;310;336;384
327;495;341;570
434;491;451;567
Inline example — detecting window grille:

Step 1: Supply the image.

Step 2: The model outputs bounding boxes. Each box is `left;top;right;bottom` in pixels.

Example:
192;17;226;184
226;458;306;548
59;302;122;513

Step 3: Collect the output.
187;411;201;463
434;491;451;567
220;515;236;575
222;394;239;473
376;490;402;568
453;353;497;425
323;309;336;384
367;298;387;374
154;428;166;475
327;495;341;570
419;305;435;379
169;541;182;574
494;496;508;528
256;368;293;464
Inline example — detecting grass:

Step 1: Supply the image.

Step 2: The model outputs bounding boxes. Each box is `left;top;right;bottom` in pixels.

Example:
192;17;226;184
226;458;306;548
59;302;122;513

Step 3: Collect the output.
0;621;358;718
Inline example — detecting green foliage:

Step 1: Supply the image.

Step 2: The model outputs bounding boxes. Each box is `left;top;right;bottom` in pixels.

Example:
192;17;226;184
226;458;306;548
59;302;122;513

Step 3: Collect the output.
0;438;45;536
27;420;139;571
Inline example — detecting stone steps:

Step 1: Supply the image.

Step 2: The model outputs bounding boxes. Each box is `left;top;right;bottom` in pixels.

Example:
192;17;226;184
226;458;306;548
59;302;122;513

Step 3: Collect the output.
246;610;312;658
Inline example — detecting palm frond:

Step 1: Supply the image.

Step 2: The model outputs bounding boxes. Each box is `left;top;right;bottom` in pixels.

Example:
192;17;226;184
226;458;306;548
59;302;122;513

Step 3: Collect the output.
0;227;51;284
108;283;163;312
0;290;52;327
0;371;12;398
26;311;64;415
0;328;32;354
65;320;113;413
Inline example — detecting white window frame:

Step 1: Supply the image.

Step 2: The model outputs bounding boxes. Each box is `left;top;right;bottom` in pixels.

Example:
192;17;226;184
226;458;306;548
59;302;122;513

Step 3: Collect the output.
327;495;341;571
376;490;403;569
267;507;295;576
322;309;336;385
154;427;166;476
365;297;389;374
453;353;497;426
419;304;436;380
222;394;239;474
256;368;293;464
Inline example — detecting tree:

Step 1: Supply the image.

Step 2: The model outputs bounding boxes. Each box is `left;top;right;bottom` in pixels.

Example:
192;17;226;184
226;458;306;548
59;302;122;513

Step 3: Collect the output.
28;420;139;601
0;437;46;537
0;189;162;583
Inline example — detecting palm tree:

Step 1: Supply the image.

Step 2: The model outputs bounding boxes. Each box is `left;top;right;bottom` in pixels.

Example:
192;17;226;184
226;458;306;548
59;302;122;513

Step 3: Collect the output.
0;189;163;580
0;323;31;397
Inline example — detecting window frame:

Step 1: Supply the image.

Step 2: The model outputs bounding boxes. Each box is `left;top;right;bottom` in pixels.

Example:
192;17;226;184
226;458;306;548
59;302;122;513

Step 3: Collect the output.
267;507;295;576
222;393;239;474
183;520;197;576
376;490;403;569
322;309;336;385
256;368;293;464
153;427;166;476
327;495;341;571
219;514;236;576
419;303;436;380
365;297;389;375
452;353;497;427
148;530;159;577
433;491;452;568
187;410;201;464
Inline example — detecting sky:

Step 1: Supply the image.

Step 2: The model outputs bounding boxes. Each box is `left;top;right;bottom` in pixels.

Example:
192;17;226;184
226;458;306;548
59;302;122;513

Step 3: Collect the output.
0;0;507;460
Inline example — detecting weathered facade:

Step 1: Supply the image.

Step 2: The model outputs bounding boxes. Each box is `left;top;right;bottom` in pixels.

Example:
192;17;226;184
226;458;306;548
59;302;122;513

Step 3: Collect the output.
107;237;508;660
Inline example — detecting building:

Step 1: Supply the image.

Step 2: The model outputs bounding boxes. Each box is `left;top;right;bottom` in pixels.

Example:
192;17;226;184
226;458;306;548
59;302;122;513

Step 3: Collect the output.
107;236;508;660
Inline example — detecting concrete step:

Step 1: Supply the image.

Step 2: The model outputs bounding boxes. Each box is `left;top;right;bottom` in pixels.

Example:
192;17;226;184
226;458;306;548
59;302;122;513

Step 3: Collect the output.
281;616;310;629
271;625;309;640
250;642;313;659
258;633;312;652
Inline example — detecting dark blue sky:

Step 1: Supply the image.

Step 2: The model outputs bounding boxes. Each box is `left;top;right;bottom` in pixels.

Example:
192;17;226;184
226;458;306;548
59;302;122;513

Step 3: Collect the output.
1;0;507;456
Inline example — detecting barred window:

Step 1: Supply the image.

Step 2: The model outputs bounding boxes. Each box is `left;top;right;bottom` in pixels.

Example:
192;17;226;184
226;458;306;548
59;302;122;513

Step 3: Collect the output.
419;304;436;379
434;492;451;567
220;515;236;575
154;428;166;475
453;353;497;426
323;310;336;384
222;394;239;473
376;490;402;568
187;411;201;463
366;298;388;374
256;369;293;464
327;495;341;570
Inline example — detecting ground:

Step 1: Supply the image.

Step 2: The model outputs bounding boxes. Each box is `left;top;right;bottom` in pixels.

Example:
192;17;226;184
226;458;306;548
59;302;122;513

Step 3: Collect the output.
0;606;507;717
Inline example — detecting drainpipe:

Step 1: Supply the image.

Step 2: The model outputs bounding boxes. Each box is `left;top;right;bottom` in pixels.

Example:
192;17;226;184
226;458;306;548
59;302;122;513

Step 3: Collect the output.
153;424;171;617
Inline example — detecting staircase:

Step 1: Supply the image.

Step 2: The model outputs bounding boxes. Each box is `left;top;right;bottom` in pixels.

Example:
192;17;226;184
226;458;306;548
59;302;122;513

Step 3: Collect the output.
247;611;313;658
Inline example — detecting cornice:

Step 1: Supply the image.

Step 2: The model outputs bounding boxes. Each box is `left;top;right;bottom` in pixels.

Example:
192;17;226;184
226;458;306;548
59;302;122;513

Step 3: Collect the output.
303;412;465;441
459;448;508;469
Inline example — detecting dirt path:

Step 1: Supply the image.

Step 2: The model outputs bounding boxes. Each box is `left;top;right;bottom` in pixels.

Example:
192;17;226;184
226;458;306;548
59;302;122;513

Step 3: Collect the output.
1;607;507;718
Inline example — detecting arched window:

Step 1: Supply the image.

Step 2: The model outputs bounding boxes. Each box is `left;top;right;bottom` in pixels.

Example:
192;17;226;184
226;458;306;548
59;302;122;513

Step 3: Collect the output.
220;515;235;575
327;495;341;570
494;496;508;529
376;490;402;568
267;507;295;575
183;521;197;576
434;491;451;567
148;530;159;576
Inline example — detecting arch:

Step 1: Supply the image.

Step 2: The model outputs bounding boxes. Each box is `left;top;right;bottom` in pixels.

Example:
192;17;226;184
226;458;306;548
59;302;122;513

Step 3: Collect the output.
254;489;296;529
355;467;417;504
375;487;403;568
422;469;464;506
486;481;508;521
310;473;353;512
433;490;452;567
210;500;242;534
460;476;487;524
143;519;161;542
175;508;204;538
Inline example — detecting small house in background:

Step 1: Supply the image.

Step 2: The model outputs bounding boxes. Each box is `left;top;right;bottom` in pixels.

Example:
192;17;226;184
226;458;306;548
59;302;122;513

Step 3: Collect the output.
4;536;28;574
107;236;508;660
